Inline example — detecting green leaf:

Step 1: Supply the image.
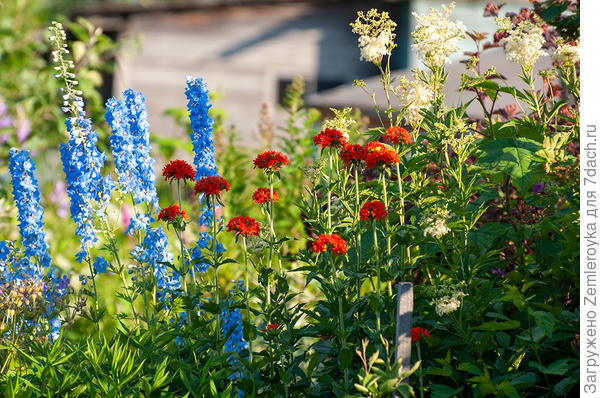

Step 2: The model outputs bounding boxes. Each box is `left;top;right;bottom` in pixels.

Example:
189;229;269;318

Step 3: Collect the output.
532;310;556;337
457;362;483;376
478;138;539;191
473;320;520;331
431;384;464;398
530;359;571;376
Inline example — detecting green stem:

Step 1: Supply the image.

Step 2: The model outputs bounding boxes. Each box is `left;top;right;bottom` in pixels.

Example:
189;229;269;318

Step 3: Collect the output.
212;195;221;345
353;167;362;305
242;237;253;364
330;254;348;390
86;253;101;339
417;342;424;398
372;221;381;334
327;149;333;231
266;174;274;318
381;170;392;295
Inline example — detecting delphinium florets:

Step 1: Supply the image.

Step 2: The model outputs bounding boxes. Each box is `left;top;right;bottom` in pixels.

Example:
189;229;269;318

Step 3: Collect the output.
364;141;400;169
360;201;388;221
162;160;196;183
106;89;159;210
253;151;290;171
226;216;260;238
313;128;348;149
49;21;111;262
132;227;179;302
185;76;222;266
252;187;279;205
8;149;52;272
194;176;230;197
311;233;348;256
383;126;412;145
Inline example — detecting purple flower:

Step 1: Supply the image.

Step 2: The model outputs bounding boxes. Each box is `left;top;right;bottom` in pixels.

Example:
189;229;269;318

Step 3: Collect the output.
532;181;545;194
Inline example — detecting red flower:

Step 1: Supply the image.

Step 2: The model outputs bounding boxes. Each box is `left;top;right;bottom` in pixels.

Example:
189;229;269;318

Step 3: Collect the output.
364;141;400;169
360;201;388;221
194;176;230;196
263;323;278;332
311;233;347;256
339;144;367;168
411;327;431;343
313;128;348;149
252;187;280;205
383;126;412;145
253;151;289;171
158;204;188;222
162;160;195;182
226;216;260;237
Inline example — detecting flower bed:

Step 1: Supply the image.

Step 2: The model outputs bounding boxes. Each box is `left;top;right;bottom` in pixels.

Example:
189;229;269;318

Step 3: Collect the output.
0;2;580;396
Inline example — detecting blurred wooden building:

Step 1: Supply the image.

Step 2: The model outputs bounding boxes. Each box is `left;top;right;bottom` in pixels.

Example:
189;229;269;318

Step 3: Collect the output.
77;0;530;145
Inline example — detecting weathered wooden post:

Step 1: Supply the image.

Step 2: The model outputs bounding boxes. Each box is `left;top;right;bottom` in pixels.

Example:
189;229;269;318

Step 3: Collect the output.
395;282;413;380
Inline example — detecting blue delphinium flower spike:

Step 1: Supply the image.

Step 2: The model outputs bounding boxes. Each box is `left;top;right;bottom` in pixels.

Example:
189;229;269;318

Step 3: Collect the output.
106;89;159;213
50;22;111;262
8;148;52;273
185;77;226;271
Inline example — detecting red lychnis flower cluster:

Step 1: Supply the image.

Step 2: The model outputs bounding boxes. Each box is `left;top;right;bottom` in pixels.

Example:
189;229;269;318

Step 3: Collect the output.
162;160;196;182
339;143;367;168
313;128;348;149
411;327;431;343
252;187;280;205
158;204;188;222
364;141;400;169
194;176;230;196
311;233;347;256
226;216;260;237
360;201;388;221
263;323;278;332
383;126;412;145
253;151;289;171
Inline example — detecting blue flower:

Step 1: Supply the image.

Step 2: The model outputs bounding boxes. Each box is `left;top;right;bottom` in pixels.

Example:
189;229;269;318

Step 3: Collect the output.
125;212;153;236
132;227;180;301
93;256;109;274
59;116;109;262
8;149;52;272
185;77;224;265
106;89;159;210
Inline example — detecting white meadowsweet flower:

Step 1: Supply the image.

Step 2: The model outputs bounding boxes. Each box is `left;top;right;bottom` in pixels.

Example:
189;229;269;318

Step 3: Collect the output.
351;9;397;65
420;204;452;239
423;219;451;239
553;40;579;67
435;291;467;316
393;76;434;127
499;20;547;71
411;2;466;68
358;31;392;63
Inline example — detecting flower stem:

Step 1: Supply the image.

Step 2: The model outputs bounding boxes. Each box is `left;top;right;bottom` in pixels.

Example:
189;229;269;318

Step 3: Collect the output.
85;252;101;339
380;170;392;295
372;221;381;334
242;236;253;364
353;167;362;306
327;149;333;231
211;195;221;345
